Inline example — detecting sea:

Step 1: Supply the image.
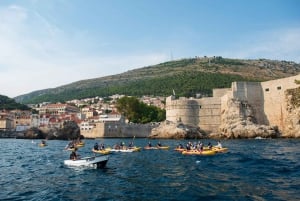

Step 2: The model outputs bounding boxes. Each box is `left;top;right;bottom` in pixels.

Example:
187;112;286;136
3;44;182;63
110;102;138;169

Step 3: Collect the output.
0;138;299;201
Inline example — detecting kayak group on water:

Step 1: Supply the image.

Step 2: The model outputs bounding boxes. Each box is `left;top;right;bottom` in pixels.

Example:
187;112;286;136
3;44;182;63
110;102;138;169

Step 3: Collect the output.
179;141;222;151
59;139;227;168
173;140;227;156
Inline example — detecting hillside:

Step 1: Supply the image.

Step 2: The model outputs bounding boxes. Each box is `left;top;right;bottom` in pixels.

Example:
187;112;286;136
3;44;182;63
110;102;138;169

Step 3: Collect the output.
0;95;31;110
14;57;300;104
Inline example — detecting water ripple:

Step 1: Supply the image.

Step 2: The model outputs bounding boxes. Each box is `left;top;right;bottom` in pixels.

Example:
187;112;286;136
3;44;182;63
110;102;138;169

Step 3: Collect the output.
0;139;299;200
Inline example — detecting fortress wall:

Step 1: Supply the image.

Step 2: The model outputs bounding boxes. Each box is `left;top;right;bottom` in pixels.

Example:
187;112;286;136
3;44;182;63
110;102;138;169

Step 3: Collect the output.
166;96;222;133
231;82;266;124
166;97;201;126
81;123;105;138
121;124;154;138
165;74;300;135
198;97;222;133
81;122;153;138
261;74;300;130
213;88;231;98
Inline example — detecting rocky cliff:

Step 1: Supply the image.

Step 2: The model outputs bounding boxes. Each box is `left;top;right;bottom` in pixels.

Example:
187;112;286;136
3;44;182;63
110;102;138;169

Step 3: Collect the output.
149;121;205;139
211;99;280;139
282;87;300;137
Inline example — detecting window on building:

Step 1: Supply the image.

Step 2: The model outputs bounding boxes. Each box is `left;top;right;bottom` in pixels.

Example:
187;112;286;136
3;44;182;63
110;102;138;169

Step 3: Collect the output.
265;88;269;92
277;86;281;90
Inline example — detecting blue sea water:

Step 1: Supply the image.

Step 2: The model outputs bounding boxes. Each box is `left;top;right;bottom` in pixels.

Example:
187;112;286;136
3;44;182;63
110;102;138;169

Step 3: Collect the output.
0;138;299;201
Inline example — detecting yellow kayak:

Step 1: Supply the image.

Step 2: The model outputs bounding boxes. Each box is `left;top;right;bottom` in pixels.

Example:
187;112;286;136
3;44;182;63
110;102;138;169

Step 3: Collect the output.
174;148;185;152
212;147;228;153
157;146;169;150
182;150;216;156
130;146;142;152
39;143;47;147
92;149;111;155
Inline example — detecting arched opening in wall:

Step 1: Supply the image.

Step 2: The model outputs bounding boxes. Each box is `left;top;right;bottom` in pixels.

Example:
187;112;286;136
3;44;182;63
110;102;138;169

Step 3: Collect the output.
277;86;282;90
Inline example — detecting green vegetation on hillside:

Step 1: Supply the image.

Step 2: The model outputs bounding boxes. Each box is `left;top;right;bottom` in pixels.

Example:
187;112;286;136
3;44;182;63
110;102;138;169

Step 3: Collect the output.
0;95;31;110
18;72;255;104
15;57;300;104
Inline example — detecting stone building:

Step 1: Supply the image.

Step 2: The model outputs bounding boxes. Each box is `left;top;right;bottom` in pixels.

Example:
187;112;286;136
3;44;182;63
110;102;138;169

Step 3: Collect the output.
166;74;300;135
39;104;79;115
0;112;14;131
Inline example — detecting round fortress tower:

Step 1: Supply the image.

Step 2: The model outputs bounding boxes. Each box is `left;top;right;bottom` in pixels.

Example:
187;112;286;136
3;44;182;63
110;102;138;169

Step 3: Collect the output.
166;96;200;126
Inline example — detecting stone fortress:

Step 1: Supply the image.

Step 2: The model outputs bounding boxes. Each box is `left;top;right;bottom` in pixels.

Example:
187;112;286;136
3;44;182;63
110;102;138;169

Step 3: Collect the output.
81;74;300;139
165;74;300;138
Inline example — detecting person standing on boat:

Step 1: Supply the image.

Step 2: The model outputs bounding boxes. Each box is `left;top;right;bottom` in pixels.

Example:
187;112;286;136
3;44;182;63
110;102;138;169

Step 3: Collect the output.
70;148;79;160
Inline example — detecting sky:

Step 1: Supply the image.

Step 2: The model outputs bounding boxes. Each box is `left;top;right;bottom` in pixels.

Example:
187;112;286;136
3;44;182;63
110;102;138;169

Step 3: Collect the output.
0;0;300;98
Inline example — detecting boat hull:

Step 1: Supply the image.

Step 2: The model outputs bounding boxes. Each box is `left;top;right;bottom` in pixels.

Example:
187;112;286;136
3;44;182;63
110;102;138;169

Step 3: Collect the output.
64;155;109;168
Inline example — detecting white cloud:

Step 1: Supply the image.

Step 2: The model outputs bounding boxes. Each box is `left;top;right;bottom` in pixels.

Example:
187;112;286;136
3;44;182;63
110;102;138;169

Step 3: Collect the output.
0;4;168;97
221;28;300;62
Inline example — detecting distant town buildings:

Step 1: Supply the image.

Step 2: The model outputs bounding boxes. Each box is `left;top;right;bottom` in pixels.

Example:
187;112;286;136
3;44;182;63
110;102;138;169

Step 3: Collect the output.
0;95;165;138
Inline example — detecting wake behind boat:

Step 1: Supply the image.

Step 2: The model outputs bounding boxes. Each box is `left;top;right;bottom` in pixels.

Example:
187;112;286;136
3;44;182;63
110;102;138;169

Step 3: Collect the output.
64;155;109;169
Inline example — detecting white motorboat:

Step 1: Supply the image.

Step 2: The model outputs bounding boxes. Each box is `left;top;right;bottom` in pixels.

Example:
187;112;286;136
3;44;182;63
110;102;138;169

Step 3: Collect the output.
64;155;109;168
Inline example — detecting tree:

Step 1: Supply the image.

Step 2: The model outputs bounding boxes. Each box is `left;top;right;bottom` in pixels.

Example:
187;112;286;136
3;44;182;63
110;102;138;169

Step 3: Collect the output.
116;96;166;124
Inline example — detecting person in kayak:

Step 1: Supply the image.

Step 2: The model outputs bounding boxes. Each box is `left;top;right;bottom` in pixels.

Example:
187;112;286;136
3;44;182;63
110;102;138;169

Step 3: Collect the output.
216;141;222;148
148;141;152;147
94;143;99;151
100;143;105;150
128;141;133;148
70;148;79;160
208;142;213;149
157;141;162;147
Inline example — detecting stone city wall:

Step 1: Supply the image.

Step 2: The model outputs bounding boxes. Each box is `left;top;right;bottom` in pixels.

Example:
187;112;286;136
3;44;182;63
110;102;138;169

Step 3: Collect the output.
166;74;300;134
261;74;300;131
198;97;222;133
81;121;155;138
166;96;200;126
166;96;221;133
230;81;266;124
